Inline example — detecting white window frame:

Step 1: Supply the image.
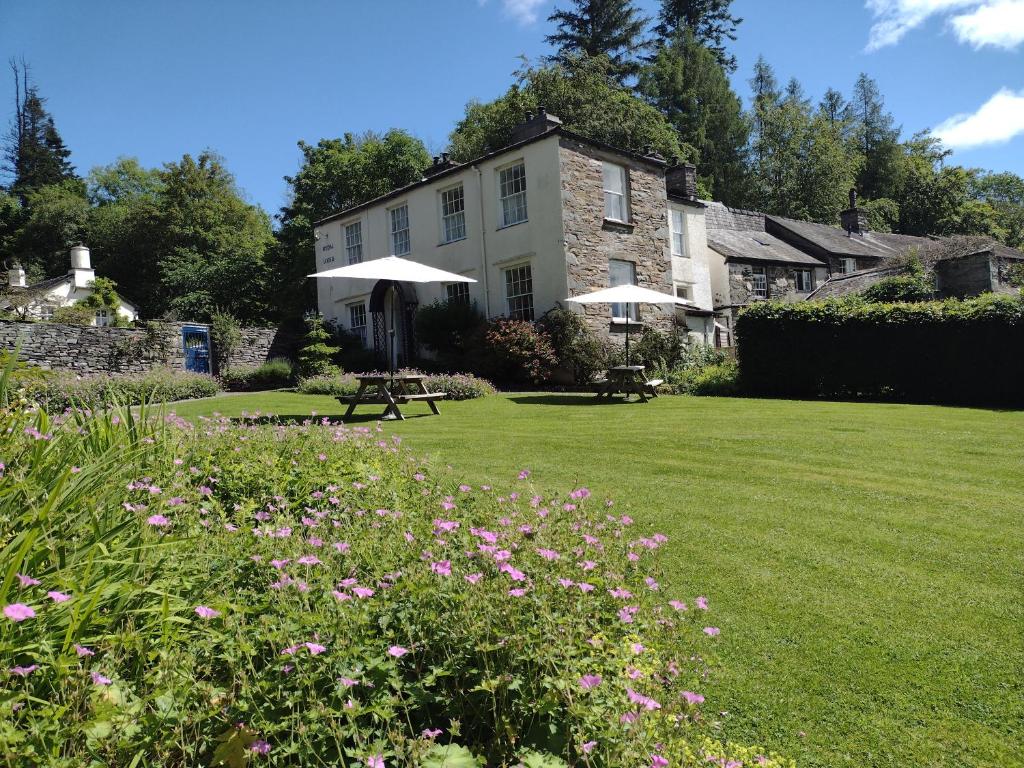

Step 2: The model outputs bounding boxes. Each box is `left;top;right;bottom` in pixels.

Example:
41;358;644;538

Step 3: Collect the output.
498;161;528;228
608;259;639;321
603;162;629;223
39;304;55;321
348;302;367;346
841;258;856;274
669;208;687;257
439;184;466;244
674;283;692;303
95;308;111;327
795;269;814;292
751;266;769;299
446;282;470;305
345;220;363;264
389;204;410;256
503;263;534;321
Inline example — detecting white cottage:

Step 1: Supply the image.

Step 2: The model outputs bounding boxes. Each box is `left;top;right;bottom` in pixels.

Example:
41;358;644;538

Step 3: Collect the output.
3;245;139;326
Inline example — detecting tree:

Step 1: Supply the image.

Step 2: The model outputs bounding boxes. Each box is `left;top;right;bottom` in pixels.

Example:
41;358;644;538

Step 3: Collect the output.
449;56;691;164
545;0;650;83
638;32;749;204
273;129;431;320
653;0;742;71
14;179;89;279
969;171;1024;248
849;73;902;201
154;151;275;323
2;60;76;203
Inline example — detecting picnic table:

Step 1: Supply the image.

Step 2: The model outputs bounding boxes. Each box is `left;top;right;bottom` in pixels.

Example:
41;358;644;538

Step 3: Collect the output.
593;365;663;402
336;373;446;421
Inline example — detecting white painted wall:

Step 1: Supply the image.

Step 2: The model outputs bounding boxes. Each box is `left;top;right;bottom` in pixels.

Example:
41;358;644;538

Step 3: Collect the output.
314;135;569;339
13;279;139;324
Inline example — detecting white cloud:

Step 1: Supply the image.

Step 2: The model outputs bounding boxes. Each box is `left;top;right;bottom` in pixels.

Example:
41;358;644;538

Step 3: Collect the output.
500;0;548;25
950;0;1024;48
865;0;1024;49
934;88;1024;148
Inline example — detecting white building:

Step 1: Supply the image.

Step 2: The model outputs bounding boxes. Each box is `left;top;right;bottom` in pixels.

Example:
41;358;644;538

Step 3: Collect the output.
312;110;724;365
3;245;139;326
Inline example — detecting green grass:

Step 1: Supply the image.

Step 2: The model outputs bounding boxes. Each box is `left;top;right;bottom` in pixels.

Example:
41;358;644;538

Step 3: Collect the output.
169;391;1024;768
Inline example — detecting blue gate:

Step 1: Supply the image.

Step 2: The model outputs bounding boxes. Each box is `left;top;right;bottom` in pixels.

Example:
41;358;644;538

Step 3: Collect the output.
182;326;211;374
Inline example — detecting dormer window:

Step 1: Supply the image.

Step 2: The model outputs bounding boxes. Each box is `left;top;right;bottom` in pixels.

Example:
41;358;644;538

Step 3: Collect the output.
603;162;629;222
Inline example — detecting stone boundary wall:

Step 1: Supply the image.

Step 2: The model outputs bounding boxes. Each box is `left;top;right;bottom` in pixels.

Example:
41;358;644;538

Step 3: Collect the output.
0;319;295;376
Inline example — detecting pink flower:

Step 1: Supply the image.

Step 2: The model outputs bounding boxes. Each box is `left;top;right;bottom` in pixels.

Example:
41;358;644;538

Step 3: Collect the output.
194;605;220;619
338;676;359;687
558;578;574;588
626;688;661;711
579;674;602;690
422;727;443;738
252;740;271;755
388;645;409;658
518;469;530;479
270;559;290;569
650;754;669;767
305;642;327;655
458;484;472;492
696;596;709;610
146;514;170;527
499;563;526;581
365;756;385;768
631;642;645;654
332;590;351;602
75;644;94;657
353;587;375;599
582;741;598;754
333;541;350;553
536;548;560;561
10;664;38;677
703;626;720;637
47;591;71;603
569;487;591;500
90;671;112;686
669;600;687;611
508;588;526;597
4;603;34;622
16;573;40;587
682;690;705;705
577;582;595;593
431;560;452;576
464;573;482;585
297;555;322;566
645;577;659;591
609;587;632;599
618;607;635;623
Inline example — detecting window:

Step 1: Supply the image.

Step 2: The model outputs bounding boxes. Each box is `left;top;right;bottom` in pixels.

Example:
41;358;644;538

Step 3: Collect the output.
795;269;814;292
446;282;470;305
95;308;110;327
390;205;410;256
504;264;534;321
669;209;686;257
498;162;528;227
841;257;856;274
603;162;629;222
608;259;638;320
39;305;55;321
675;284;692;303
345;221;363;264
751;267;768;299
348;302;367;345
440;185;466;243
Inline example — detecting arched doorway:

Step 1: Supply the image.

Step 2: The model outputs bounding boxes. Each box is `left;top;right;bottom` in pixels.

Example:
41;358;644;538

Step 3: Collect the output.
368;280;418;370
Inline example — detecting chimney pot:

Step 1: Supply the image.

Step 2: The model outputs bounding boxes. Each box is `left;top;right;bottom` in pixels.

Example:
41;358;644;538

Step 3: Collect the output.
441;152;449;163
538;105;546;117
7;262;26;289
525;110;534;122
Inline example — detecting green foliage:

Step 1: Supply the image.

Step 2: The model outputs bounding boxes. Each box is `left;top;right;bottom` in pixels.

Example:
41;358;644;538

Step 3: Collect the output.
414;300;486;360
473;318;558;386
296;315;341;378
16;367;219;411
626;326;685;369
536;307;608;384
14;179;89;278
296;370;495;401
860;269;932;303
859;197;900;232
0;379;790;767
219;358;295;392
735;294;1024;405
50;303;96;326
653;0;742;72
544;0;651;83
448;57;691;163
294;372;361;396
209;309;243;371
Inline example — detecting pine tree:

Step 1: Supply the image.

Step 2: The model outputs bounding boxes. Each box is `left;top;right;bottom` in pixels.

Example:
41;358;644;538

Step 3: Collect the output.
653;0;742;72
2;60;76;203
545;0;651;83
849;73;901;201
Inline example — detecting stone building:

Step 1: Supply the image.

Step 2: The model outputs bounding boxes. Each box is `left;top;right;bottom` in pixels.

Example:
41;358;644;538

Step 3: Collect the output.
312;111;722;363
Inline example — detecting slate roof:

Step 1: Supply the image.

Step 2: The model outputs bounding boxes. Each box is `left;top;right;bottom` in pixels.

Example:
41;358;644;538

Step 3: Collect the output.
703;202;825;266
766;215;931;259
805;265;904;300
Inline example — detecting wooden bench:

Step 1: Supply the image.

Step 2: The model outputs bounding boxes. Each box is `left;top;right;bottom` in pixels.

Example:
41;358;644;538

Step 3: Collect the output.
337;375;447;420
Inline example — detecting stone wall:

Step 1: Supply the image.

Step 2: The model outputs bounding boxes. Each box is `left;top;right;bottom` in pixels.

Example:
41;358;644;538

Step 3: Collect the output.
0;320;293;376
934;252;994;299
558;138;676;343
727;262;803;306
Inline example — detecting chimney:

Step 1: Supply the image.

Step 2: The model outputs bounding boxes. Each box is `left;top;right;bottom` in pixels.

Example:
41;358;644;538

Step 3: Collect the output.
7;262;26;289
840;188;869;236
69;244;95;288
423;152;462;178
509;106;562;145
665;159;698;200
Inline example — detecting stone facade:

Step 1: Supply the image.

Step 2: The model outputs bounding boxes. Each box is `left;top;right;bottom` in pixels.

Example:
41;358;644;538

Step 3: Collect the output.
558;137;676;341
0;320;291;376
727;263;806;308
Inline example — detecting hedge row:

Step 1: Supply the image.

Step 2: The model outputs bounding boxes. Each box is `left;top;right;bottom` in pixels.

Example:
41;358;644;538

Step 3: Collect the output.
735;294;1024;406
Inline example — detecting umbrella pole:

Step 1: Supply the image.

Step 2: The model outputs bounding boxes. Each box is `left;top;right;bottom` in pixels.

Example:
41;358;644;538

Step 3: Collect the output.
625;305;630;367
388;286;396;388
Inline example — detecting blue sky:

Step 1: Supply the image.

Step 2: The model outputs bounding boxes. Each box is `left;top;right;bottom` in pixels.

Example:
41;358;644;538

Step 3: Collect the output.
2;0;1022;217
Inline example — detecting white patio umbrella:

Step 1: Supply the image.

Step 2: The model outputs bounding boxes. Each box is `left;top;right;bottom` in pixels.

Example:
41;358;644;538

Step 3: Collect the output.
308;256;476;383
566;283;695;366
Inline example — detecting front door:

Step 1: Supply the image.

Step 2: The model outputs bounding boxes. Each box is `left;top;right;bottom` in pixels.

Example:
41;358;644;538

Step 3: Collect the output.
182;326;211;373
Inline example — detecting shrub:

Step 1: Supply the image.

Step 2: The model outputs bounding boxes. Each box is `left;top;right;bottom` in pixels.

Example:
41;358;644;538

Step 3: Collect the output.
51;303;96;326
735;294;1024;405
686;360;740;396
297;315;341;378
220;357;294;391
414;300;486;358
861;276;932;303
420;371;496;400
627;326;685;369
209;309;243;371
18;367;220;410
536;307;608;384
472;317;557;386
295;372;361;396
0;379;791;768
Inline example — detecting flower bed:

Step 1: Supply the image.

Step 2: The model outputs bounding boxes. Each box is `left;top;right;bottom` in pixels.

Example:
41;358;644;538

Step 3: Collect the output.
16;367;220;411
0;388;790;766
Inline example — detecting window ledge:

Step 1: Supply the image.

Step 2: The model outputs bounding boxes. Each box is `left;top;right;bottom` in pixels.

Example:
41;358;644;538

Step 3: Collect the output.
602;218;634;233
497;219;528;231
438;236;467;247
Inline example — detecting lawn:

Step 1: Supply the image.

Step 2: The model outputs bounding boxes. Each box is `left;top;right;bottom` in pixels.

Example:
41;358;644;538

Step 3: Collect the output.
169;391;1024;768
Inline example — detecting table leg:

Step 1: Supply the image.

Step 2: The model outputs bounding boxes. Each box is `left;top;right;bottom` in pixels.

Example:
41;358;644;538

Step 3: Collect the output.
634;374;648;402
379;383;404;421
345;381;368;419
417;380;441;415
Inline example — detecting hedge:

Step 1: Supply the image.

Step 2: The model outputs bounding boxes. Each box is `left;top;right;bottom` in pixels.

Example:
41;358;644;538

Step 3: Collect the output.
735;294;1024;406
